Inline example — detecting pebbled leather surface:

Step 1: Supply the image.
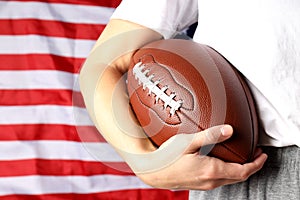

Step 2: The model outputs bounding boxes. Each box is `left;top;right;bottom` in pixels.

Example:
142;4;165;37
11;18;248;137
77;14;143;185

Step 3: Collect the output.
127;39;258;164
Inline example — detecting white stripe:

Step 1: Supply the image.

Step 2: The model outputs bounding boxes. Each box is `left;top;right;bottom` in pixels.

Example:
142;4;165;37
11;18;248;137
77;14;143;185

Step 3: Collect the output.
0;141;123;162
0;70;80;91
0;35;95;58
0;1;114;24
0;105;92;125
0;175;150;195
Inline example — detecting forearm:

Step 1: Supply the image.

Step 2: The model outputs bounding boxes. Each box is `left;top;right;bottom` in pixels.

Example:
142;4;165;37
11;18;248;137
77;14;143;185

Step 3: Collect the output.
79;19;162;154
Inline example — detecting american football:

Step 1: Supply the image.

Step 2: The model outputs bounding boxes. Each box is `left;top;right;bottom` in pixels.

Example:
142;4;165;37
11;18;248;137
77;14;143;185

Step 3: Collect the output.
127;39;258;164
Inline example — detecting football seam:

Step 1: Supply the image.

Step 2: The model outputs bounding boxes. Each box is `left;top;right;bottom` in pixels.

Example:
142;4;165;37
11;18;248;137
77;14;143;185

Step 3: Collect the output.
219;143;247;163
203;46;253;162
233;70;258;162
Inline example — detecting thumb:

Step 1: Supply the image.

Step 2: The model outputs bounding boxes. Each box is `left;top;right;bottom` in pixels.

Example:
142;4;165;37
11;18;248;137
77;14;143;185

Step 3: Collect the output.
187;125;233;153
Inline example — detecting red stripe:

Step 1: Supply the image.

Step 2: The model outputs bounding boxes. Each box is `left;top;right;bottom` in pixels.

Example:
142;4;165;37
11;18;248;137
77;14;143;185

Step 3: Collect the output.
7;0;122;8
0;19;105;40
0;190;188;200
0;124;105;142
0;159;133;176
0;54;84;73
0;0;188;199
0;90;85;107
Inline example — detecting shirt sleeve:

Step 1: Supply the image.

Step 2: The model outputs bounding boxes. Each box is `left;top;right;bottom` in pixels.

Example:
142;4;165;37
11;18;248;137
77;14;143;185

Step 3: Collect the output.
110;0;198;39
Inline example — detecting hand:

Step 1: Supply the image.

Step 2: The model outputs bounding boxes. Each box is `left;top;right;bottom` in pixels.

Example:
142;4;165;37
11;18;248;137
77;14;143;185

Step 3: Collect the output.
135;125;268;190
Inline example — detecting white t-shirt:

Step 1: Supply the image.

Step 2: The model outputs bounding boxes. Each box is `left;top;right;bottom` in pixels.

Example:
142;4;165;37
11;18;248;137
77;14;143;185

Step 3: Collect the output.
111;0;300;147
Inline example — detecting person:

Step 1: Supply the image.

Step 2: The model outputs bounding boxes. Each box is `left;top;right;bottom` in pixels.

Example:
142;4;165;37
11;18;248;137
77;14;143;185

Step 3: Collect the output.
79;0;300;199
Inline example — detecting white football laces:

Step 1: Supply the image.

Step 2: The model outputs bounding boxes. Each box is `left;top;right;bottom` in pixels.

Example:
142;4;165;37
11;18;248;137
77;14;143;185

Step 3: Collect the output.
133;62;183;116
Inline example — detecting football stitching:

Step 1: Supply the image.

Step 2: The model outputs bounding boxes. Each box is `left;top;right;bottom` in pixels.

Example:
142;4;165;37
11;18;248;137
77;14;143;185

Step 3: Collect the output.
157;62;195;111
133;61;183;116
131;87;182;125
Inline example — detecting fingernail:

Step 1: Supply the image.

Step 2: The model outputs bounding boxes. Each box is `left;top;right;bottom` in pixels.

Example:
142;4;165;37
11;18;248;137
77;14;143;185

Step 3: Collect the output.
220;125;231;137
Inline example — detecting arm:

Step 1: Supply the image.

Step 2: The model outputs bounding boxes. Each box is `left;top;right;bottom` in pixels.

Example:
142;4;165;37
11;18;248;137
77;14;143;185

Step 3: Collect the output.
79;19;268;190
80;19;162;153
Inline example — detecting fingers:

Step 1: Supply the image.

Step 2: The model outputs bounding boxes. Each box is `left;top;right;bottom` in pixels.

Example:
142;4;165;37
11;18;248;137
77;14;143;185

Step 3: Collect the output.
123;125;232;174
241;153;268;178
188;125;233;152
187;125;266;182
198;153;268;190
134;142;268;190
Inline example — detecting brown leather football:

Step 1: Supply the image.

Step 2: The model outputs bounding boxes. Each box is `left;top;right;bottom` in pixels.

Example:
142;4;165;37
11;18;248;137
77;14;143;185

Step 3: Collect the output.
127;39;258;164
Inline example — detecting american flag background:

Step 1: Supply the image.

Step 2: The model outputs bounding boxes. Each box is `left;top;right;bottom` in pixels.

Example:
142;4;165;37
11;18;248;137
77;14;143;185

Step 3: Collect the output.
0;0;188;199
